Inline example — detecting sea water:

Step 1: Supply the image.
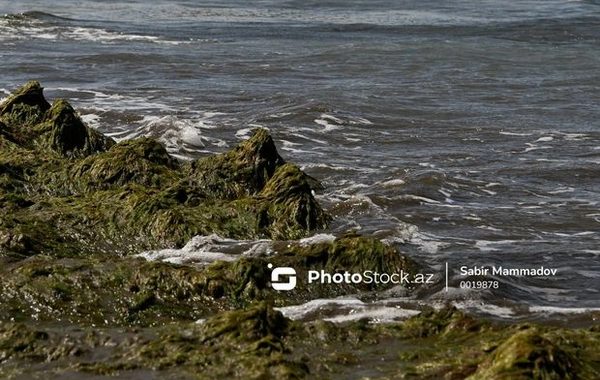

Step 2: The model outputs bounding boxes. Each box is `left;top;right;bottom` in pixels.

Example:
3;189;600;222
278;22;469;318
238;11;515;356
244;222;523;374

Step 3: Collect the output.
1;0;599;323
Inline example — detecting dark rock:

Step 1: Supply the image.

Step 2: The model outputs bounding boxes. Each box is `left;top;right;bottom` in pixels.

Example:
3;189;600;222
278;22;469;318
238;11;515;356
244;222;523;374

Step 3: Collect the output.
40;99;115;157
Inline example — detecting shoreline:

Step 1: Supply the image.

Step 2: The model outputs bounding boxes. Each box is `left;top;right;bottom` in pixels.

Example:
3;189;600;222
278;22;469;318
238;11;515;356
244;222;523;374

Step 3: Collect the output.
1;82;598;379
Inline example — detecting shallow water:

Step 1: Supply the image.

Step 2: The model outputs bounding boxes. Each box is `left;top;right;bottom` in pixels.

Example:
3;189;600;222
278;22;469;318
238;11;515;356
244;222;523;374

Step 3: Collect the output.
1;0;599;322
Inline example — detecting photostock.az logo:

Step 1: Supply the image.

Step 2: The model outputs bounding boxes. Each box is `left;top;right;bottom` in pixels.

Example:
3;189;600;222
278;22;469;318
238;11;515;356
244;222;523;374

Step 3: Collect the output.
268;263;297;291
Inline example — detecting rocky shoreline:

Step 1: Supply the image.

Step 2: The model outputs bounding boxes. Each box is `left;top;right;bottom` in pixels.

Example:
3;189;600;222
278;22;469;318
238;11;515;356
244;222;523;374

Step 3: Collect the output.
1;82;598;379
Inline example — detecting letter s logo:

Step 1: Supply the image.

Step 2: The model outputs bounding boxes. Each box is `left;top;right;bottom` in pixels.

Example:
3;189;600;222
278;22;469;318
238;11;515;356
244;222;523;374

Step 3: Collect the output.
268;264;297;291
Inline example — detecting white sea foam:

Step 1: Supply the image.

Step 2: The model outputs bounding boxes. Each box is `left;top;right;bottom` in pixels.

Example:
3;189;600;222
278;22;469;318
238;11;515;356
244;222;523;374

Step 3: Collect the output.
379;179;406;187
499;131;533;136
298;233;336;246
528;306;600;315
235;127;263;139
79;113;101;127
324;307;420;323
454;301;516;319
275;298;365;320
314;114;343;132
275;298;420;323
136;234;273;266
0;16;187;45
560;133;589;141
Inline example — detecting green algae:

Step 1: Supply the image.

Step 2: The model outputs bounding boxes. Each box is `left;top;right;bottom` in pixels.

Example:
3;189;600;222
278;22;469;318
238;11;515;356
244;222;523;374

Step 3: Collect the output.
0;81;114;157
469;328;583;380
40;99;116;158
185;127;285;199
0;255;215;326
0;82;329;257
257;163;330;239
0;235;419;327
1;82;599;379
53;303;307;380
1;304;597;380
71;137;179;191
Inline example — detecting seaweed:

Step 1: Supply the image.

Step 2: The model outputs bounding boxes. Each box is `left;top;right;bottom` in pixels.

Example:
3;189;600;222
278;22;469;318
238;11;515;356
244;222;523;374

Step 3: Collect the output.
1;82;598;379
0;82;330;256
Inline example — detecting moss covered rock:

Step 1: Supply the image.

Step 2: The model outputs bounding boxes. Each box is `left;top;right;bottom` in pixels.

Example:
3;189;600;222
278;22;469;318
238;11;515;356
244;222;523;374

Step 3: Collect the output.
468;327;595;380
0;82;329;258
0;234;419;326
185;128;285;199
3;82;597;380
0;81;50;134
0;81;114;156
1;267;599;379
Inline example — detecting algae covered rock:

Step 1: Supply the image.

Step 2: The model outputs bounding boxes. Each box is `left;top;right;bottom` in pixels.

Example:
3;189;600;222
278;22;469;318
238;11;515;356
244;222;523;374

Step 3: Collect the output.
5;81;598;380
0;82;330;257
0;81;115;156
80;303;308;379
0;81;50;132
40;98;116;157
468;327;593;380
256;162;330;239
186;128;286;199
71;137;180;190
0;235;419;326
185;128;330;239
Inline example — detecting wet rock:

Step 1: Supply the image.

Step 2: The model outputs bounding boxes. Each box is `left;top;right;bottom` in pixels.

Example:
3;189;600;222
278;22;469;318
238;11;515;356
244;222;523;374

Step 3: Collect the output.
186;128;286;199
0;81;114;156
0;82;329;255
1;260;599;379
257;162;330;239
71;137;179;190
0;81;50;127
470;328;586;380
3;81;596;380
0;235;419;325
40;98;115;157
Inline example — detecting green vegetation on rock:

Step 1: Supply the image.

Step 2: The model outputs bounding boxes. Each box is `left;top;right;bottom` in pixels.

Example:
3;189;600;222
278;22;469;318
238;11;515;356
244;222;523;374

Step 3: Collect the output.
0;81;329;258
1;82;598;379
1;304;598;379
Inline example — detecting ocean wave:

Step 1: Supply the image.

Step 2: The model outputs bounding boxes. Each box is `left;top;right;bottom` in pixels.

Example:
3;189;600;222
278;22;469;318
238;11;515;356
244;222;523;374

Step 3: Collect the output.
0;11;188;44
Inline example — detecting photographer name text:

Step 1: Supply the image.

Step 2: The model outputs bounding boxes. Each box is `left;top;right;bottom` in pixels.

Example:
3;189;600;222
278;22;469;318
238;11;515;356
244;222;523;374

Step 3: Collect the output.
460;265;558;277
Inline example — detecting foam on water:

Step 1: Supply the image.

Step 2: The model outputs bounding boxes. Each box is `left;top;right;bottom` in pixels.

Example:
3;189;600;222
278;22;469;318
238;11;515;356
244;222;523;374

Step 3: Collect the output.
298;233;336;246
324;307;420;324
136;234;274;266
528;306;600;315
0;12;189;45
453;300;516;319
275;297;420;323
314;114;344;132
275;298;365;320
43;86;233;157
